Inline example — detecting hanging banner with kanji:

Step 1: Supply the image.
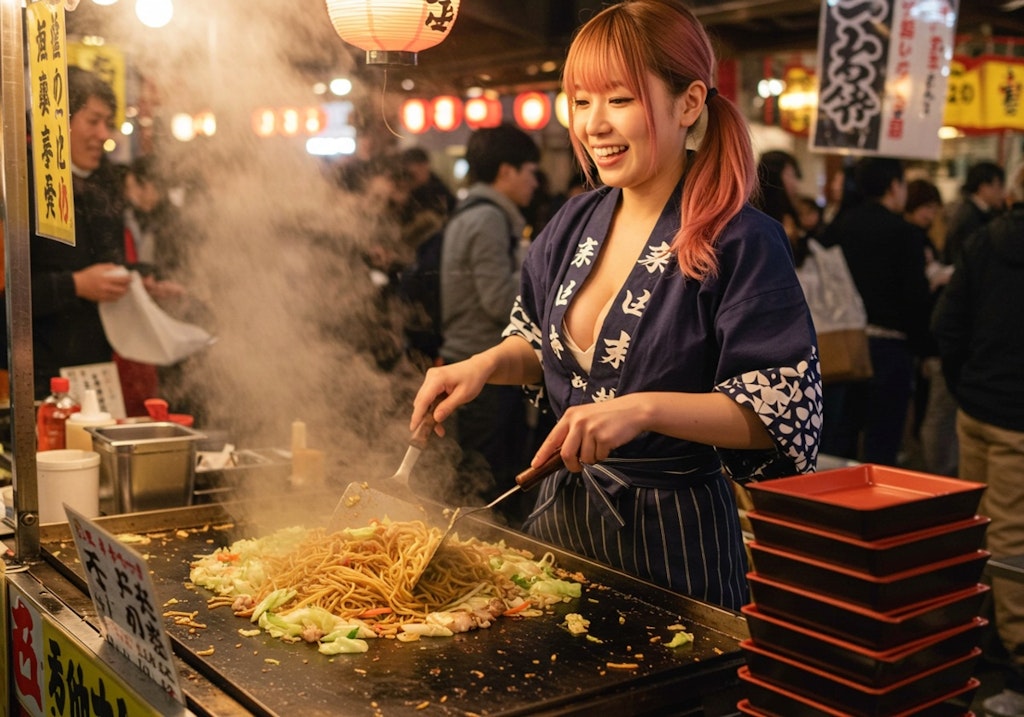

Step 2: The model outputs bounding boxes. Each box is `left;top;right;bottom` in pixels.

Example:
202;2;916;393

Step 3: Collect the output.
811;0;960;160
27;1;75;245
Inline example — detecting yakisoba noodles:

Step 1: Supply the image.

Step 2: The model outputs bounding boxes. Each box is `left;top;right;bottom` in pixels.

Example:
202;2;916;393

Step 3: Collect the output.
189;519;584;653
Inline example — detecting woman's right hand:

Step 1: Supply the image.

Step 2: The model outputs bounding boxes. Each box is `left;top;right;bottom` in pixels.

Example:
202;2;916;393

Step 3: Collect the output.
410;356;493;437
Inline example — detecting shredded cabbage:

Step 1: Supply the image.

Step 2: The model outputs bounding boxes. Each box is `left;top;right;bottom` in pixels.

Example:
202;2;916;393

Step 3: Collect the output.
189;525;585;655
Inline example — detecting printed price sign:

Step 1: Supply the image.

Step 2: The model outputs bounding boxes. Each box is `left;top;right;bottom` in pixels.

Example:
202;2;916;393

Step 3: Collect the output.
64;505;184;704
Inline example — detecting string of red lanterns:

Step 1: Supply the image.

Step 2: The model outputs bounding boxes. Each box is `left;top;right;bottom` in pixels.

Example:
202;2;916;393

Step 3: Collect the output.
399;91;560;134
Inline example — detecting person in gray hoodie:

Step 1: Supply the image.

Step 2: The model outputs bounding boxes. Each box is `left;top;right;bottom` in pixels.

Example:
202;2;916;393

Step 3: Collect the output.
933;163;1024;717
438;124;539;523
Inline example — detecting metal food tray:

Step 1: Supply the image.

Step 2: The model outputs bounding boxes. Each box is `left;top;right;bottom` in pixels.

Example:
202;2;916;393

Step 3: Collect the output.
38;498;748;716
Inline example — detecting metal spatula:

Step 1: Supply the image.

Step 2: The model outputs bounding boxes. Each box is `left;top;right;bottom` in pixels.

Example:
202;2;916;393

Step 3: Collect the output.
410;451;565;588
327;406;438;529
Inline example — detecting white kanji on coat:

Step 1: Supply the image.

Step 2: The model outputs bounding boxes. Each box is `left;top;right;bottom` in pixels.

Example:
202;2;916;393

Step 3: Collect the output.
555;280;577;306
549;325;565;360
638;241;672;273
572;237;599;268
571;373;588;390
592;386;617;402
622;289;651;317
600;330;631;369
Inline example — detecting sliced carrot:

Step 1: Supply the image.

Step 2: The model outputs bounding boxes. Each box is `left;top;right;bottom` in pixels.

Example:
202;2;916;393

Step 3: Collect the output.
502;600;532;616
215;552;240;562
357;607;394;618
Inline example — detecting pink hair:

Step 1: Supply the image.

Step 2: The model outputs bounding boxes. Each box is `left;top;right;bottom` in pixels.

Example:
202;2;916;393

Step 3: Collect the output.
563;0;756;280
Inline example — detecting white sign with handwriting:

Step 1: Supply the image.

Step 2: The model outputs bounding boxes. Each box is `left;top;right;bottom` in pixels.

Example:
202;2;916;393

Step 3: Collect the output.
64;505;184;704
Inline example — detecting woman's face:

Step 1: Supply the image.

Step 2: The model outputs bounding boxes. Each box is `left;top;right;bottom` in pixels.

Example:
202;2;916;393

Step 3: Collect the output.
571;71;691;196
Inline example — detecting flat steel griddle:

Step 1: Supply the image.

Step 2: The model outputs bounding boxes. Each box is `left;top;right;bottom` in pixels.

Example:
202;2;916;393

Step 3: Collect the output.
38;498;748;716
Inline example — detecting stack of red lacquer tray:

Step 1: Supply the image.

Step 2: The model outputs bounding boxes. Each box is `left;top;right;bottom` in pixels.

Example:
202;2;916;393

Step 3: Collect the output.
736;464;990;717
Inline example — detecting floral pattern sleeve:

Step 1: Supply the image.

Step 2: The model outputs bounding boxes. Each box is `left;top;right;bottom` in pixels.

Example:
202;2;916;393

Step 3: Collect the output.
716;348;823;481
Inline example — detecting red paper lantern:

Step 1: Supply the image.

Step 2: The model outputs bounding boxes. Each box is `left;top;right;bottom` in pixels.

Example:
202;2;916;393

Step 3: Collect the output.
401;98;431;134
279;108;301;136
252;108;276;137
514;92;551;131
304;106;328;135
464;97;502;129
431;95;463;132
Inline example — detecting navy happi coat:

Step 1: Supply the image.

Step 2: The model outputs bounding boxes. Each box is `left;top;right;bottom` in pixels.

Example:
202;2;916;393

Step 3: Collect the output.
503;185;821;610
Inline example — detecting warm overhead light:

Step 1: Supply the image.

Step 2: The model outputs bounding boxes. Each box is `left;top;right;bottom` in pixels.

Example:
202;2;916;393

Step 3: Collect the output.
329;77;352;96
136;0;173;28
194;111;217;137
325;0;462;66
170;113;195;142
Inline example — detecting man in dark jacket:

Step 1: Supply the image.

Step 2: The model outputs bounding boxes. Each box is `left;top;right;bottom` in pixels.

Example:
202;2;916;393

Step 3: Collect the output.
30;67;130;399
943;160;1005;267
820;157;932;465
933;164;1024;717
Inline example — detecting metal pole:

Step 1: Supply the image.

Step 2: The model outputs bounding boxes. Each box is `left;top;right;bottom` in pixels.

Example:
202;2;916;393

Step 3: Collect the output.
2;0;41;561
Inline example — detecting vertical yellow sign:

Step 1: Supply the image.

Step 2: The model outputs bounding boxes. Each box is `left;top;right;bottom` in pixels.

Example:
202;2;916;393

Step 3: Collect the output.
27;1;75;245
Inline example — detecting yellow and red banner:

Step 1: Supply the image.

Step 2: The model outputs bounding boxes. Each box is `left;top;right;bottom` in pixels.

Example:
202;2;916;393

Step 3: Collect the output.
945;56;1024;132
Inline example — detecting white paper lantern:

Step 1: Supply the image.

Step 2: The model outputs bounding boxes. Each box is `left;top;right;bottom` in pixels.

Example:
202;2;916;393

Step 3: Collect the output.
325;0;461;66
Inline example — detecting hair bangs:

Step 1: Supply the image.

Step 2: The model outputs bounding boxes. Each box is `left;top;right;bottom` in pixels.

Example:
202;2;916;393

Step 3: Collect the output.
563;5;658;183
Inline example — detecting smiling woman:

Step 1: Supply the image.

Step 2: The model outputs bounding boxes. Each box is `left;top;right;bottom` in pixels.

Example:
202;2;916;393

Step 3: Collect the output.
410;0;821;613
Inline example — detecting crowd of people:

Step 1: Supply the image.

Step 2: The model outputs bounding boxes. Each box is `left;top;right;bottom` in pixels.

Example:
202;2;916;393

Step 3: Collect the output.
752;148;1013;476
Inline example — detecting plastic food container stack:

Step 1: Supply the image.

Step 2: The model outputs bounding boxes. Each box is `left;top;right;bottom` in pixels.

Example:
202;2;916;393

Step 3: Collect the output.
738;464;989;717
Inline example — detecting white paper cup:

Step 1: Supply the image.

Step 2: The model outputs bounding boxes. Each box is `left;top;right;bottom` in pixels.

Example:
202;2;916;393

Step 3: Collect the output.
36;449;101;523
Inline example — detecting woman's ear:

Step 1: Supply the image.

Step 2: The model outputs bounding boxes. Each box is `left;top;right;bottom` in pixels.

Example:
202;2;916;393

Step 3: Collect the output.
677;81;708;127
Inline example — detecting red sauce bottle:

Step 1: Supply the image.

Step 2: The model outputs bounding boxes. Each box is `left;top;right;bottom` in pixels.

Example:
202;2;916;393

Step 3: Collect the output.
36;377;81;451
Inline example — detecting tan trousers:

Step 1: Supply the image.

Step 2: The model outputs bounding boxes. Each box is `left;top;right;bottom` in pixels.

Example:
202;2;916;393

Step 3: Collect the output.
958;409;1024;672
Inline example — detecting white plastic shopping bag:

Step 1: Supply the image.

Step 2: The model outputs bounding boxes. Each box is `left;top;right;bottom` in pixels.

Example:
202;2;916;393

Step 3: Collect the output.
99;271;214;366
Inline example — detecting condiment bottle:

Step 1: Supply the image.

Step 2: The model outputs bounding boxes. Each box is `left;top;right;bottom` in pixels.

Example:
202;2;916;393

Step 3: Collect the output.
36;377;81;451
64;389;116;452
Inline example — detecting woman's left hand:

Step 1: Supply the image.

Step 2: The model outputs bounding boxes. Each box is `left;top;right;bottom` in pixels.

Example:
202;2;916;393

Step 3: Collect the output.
533;395;649;474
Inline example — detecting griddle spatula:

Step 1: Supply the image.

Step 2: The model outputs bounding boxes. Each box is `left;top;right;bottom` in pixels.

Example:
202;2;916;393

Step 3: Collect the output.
327;406;438;529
